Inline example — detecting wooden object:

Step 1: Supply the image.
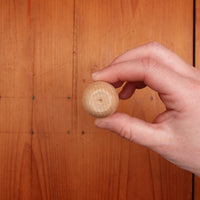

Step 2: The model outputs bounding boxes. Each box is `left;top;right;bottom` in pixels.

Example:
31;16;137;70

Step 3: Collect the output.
0;1;32;199
82;82;119;118
0;134;31;200
31;1;74;199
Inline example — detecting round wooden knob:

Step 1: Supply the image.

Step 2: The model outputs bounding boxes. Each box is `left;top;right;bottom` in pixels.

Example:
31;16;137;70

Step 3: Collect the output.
82;81;119;118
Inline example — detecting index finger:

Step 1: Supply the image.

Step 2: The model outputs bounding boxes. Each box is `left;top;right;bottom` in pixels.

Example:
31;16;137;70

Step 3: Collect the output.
92;58;183;95
112;42;192;77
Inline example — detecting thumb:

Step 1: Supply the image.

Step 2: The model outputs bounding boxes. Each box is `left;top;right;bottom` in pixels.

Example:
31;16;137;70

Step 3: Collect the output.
95;112;169;148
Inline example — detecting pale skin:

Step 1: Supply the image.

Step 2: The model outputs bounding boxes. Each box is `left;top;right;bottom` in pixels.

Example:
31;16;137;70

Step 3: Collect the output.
92;42;200;176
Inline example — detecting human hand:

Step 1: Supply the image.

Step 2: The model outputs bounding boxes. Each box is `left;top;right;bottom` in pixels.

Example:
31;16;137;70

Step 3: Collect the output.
92;42;200;176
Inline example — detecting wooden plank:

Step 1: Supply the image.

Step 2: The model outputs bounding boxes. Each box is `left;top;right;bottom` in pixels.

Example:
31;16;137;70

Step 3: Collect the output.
195;0;200;198
31;0;74;199
0;0;33;97
32;0;73;133
32;134;129;199
0;134;31;200
195;177;200;199
32;0;73;98
0;98;32;133
33;98;71;133
0;0;33;133
75;0;193;199
0;1;32;199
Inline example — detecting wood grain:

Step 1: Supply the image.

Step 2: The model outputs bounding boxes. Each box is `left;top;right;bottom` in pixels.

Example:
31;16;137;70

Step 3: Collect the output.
82;82;119;118
31;0;74;199
32;0;73;98
0;98;32;133
0;0;33;97
0;134;31;200
32;0;73;133
33;98;71;133
195;177;200;200
32;132;130;199
0;0;33;133
195;0;200;198
0;1;32;199
75;0;193;199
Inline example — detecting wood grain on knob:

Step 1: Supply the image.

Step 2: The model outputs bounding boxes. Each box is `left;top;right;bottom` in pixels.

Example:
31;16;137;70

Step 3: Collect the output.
82;81;119;118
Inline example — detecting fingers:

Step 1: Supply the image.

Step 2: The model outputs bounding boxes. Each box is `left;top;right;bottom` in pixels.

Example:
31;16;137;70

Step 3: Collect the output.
112;42;193;77
119;82;136;99
119;82;146;99
111;81;124;88
92;58;184;96
95;112;169;148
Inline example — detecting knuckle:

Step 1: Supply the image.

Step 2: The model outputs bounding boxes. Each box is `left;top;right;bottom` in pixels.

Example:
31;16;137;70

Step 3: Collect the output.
119;122;133;141
186;79;200;95
140;57;158;70
146;41;162;49
151;128;172;153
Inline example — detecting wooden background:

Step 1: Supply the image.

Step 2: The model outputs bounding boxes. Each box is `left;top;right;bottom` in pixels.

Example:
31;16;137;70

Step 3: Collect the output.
0;0;199;199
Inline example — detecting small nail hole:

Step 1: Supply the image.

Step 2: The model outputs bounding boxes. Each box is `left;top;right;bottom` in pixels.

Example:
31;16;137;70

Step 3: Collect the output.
81;131;85;135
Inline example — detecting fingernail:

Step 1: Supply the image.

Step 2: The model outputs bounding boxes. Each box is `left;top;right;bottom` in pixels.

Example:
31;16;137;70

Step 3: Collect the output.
94;118;107;128
92;72;100;80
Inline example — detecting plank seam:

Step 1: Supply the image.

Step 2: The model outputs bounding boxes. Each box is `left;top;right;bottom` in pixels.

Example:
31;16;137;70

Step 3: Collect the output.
72;0;78;131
